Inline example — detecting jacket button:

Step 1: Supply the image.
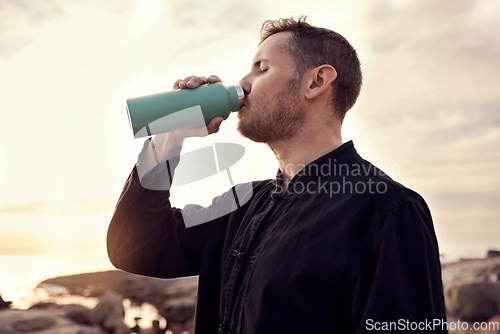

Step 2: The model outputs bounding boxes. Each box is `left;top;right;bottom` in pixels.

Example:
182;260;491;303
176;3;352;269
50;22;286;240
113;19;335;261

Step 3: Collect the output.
232;249;247;261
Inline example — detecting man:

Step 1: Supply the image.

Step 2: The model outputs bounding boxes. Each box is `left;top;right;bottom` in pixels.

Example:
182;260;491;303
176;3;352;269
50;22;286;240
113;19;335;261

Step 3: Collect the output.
108;17;447;333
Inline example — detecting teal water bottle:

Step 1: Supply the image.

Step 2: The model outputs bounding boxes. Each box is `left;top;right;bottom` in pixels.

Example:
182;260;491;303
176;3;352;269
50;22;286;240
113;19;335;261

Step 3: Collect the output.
126;82;245;138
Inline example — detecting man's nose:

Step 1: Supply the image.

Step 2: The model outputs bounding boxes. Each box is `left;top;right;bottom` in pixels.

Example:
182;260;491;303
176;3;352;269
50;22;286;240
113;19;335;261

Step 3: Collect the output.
238;74;251;96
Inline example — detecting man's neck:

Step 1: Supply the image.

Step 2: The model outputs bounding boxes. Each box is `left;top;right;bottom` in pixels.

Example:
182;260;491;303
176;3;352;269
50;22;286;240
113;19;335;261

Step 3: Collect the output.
268;126;342;194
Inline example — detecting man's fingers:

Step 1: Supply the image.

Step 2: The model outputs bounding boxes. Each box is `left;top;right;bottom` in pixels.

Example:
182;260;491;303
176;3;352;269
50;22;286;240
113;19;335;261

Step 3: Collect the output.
178;76;194;89
207;117;224;134
186;76;207;88
173;79;182;90
177;75;193;89
207;75;222;83
174;75;221;90
178;76;206;89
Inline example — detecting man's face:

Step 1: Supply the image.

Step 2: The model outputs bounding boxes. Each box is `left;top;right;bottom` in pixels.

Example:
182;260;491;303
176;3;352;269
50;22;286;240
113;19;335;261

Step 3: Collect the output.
237;32;305;144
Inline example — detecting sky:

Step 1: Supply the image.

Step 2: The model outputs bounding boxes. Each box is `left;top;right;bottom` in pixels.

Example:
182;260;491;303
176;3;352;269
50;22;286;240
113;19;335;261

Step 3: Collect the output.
0;0;499;294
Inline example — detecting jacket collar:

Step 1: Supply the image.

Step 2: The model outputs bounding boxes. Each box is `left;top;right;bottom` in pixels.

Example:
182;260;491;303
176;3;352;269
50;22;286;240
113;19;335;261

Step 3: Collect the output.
272;141;357;198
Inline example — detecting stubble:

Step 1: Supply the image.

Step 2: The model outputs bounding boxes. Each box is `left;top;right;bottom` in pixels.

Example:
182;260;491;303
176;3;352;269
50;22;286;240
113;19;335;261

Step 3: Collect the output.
237;78;305;144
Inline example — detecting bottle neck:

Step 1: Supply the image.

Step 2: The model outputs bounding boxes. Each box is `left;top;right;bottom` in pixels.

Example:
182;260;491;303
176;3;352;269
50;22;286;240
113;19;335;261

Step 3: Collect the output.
228;84;245;111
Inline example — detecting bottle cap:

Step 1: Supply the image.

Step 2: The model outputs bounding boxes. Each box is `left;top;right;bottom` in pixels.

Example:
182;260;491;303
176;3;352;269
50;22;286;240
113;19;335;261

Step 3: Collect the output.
234;84;245;107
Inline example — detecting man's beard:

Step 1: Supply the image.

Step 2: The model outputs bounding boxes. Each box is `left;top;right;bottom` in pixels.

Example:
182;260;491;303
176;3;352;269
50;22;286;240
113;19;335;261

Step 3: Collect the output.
237;78;305;144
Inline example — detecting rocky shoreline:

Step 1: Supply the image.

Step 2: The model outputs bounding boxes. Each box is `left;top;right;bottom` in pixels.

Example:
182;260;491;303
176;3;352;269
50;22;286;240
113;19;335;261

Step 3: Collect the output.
1;271;198;334
1;252;500;334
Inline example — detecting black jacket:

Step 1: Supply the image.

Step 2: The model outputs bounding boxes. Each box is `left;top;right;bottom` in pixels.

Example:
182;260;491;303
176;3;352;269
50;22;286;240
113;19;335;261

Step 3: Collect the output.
107;141;447;334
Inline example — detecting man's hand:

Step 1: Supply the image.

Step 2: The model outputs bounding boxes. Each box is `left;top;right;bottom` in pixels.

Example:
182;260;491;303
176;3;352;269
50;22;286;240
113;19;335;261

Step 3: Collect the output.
172;75;224;136
173;74;222;90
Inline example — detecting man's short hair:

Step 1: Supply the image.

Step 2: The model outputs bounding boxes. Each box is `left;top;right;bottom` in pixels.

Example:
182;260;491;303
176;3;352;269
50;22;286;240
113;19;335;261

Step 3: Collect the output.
260;16;362;121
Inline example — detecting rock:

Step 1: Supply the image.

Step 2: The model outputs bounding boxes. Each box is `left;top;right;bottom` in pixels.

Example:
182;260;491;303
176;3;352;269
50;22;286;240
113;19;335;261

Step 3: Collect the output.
445;281;500;322
163;282;197;300
37;283;69;296
443;256;500;324
39;271;154;299
161;297;195;324
39;271;199;307
165;317;195;334
0;295;11;310
27;303;92;325
151;279;197;334
28;302;59;310
442;257;500;283
39;270;199;332
0;306;112;334
151;320;166;334
488;250;500;258
90;291;130;334
160;294;196;334
63;304;92;325
12;316;56;332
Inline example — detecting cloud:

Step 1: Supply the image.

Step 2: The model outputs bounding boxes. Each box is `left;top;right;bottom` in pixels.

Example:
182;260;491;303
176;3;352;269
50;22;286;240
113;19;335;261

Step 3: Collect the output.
360;0;500;145
0;200;113;215
0;232;51;255
0;0;65;57
0;0;65;24
160;0;267;66
168;0;264;32
369;0;500;65
0;0;132;58
355;1;500;256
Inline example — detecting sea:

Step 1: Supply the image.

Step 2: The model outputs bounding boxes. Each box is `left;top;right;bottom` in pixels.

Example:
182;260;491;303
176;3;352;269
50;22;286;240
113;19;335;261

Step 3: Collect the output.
0;253;165;329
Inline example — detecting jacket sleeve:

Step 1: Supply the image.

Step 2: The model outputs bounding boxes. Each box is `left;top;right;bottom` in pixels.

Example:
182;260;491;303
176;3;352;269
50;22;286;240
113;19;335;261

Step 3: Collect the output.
107;133;230;279
107;135;254;279
107;165;208;278
351;200;448;334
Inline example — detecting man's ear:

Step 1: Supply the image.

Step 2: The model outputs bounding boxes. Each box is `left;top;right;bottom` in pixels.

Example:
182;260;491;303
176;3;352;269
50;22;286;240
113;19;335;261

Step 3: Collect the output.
304;65;337;100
